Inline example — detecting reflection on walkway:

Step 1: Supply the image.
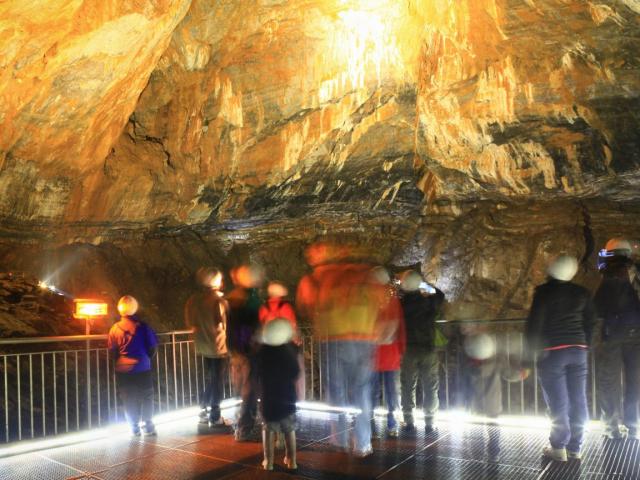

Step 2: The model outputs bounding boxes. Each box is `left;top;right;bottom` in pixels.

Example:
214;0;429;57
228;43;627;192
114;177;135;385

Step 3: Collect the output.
0;407;638;480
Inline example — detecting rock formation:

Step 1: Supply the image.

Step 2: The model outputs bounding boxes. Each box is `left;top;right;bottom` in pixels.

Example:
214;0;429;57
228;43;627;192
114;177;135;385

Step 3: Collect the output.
1;0;640;334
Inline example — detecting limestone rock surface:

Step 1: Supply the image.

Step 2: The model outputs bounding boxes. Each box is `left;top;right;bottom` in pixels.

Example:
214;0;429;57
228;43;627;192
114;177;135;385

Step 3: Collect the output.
2;1;640;334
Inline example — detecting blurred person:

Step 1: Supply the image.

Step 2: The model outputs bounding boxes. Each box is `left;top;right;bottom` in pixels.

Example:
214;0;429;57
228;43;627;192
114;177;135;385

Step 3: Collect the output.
259;281;305;400
108;295;158;436
370;267;405;438
462;332;502;420
398;270;445;433
296;242;384;457
185;267;229;428
227;264;264;441
256;319;300;471
595;238;640;440
525;255;597;462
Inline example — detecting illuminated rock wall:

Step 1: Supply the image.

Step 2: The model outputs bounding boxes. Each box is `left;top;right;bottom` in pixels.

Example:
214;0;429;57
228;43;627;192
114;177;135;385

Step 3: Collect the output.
1;1;640;332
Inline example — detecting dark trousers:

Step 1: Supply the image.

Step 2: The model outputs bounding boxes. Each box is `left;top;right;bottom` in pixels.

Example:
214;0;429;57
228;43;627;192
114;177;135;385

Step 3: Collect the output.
400;348;439;424
371;370;399;429
538;348;589;451
597;336;640;431
231;353;257;437
202;357;227;421
117;370;154;428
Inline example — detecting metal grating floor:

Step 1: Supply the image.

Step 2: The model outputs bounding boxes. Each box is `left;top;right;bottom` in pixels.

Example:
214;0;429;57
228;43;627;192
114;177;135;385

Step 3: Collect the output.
1;411;639;480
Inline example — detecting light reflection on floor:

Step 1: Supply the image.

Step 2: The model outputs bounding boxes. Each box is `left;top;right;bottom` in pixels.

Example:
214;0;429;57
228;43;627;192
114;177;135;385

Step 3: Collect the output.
0;407;637;480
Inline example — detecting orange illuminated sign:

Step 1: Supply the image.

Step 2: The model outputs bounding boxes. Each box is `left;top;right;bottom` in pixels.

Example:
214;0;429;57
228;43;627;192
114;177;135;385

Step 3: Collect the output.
74;299;108;318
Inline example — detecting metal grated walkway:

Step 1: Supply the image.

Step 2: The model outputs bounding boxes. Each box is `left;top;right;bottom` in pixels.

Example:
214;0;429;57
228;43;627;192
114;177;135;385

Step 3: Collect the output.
1;410;638;480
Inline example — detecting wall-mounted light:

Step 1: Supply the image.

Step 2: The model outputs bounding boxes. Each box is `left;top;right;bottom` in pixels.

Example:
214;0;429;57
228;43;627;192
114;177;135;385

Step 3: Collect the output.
73;299;108;319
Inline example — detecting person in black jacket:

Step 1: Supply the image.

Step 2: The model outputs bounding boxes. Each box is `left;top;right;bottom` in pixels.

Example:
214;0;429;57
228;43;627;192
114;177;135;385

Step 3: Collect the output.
398;270;445;432
227;264;264;441
256;319;300;471
525;255;597;462
594;238;640;440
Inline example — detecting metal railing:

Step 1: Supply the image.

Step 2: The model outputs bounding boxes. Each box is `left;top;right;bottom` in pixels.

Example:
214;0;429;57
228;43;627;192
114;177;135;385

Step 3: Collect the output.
0;331;232;443
298;318;602;419
1;319;607;445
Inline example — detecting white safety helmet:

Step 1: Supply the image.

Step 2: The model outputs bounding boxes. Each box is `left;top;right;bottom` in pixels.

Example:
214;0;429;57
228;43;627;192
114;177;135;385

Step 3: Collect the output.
399;270;422;292
370;266;391;285
463;333;496;361
261;319;294;346
547;255;578;282
267;281;288;299
117;295;139;316
605;238;632;257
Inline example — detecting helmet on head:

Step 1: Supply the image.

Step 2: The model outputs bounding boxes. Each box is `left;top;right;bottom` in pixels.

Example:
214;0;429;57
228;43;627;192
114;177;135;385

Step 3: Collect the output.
261;319;294;346
547;255;578;282
463;333;496;361
370;266;391;285
267;281;288;298
197;267;223;290
117;295;139;317
605;238;632;258
399;270;422;292
233;264;265;288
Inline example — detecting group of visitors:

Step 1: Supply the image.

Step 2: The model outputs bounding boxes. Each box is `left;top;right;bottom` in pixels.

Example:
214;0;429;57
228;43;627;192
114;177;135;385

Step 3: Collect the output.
105;237;640;468
523;238;640;463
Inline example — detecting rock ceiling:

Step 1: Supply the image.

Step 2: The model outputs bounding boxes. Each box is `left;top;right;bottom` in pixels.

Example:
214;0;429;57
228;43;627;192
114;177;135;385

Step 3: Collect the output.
1;0;639;238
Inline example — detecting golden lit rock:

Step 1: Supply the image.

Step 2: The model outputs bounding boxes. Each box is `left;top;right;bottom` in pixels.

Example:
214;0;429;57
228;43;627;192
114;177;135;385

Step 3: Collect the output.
1;1;640;331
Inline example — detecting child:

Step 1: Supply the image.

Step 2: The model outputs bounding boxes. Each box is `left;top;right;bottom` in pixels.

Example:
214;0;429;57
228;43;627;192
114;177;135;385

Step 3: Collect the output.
259;281;305;400
256;319;300;470
108;295;158;436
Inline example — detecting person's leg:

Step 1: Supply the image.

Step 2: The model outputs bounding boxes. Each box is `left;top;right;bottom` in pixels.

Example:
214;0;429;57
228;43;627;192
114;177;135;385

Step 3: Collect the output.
538;351;570;452
209;357;226;422
284;429;297;469
383;370;399;431
201;357;214;417
261;427;275;470
324;341;349;449
138;371;156;435
622;341;640;436
420;351;440;429
232;353;254;440
400;350;418;427
566;349;589;455
118;374;141;434
370;371;381;438
350;341;374;454
597;340;624;436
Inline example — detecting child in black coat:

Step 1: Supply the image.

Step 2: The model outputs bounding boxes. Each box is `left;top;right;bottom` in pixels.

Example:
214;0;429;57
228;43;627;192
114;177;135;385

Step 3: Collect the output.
256;319;300;470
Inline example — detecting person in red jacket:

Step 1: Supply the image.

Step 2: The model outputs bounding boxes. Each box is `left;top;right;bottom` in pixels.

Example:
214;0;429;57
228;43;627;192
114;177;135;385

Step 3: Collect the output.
370;267;406;438
259;281;297;329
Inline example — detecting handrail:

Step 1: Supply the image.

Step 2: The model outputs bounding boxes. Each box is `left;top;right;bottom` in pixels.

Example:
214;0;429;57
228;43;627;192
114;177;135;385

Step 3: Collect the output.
0;319;532;347
0;330;194;346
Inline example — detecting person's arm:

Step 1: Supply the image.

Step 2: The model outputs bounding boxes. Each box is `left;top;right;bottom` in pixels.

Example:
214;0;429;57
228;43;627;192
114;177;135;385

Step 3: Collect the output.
107;330;119;361
145;324;159;359
524;288;545;359
431;286;445;311
295;275;317;323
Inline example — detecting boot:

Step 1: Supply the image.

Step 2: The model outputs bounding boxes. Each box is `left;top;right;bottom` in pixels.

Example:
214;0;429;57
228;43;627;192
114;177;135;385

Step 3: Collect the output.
543;446;567;462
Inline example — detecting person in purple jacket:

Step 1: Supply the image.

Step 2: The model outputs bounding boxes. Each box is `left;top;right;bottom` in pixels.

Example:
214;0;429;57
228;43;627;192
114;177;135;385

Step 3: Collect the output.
108;295;159;436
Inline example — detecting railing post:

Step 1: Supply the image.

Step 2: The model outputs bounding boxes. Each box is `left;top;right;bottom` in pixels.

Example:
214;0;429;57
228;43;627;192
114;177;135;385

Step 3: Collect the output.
172;333;178;410
85;320;91;429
